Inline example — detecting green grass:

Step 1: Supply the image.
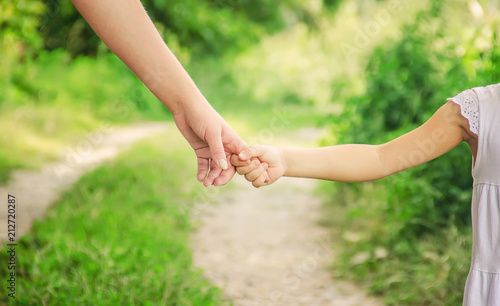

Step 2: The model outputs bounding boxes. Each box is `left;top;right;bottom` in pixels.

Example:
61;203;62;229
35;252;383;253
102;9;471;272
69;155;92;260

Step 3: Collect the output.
0;134;228;305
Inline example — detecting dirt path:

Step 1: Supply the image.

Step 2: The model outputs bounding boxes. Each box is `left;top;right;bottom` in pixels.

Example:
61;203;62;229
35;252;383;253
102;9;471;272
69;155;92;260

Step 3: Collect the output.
191;129;383;306
0;122;169;245
1;122;382;304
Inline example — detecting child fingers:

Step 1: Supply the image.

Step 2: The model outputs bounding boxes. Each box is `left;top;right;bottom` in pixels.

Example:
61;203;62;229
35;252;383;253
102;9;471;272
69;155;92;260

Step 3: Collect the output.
231;154;252;167
252;174;268;188
244;162;268;182
197;157;210;182
238;147;253;161
236;158;261;175
239;145;267;160
263;172;271;183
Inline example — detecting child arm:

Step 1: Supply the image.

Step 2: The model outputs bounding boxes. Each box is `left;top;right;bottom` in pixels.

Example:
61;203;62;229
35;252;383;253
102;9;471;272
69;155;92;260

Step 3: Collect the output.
284;101;472;182
234;101;474;185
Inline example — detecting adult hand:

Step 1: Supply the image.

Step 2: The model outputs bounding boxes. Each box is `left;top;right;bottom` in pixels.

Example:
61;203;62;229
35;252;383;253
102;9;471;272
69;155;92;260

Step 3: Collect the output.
72;0;247;186
173;103;247;187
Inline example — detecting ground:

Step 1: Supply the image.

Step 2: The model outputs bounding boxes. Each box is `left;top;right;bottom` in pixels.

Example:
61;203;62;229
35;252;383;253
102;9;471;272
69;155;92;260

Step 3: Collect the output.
192;176;382;306
191;127;382;306
0;122;169;245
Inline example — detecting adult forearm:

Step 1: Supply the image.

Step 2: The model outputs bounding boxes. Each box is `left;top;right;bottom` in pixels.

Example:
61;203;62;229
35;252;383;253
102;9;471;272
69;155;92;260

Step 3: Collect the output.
72;0;207;114
281;145;389;182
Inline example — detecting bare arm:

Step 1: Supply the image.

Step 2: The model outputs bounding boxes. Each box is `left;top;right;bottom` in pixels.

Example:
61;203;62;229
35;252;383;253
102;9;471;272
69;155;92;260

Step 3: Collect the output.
72;0;248;186
283;101;471;181
233;101;475;185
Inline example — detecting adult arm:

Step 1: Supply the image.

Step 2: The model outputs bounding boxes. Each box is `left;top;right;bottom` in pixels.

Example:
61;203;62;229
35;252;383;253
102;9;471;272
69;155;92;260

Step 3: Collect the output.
72;0;247;186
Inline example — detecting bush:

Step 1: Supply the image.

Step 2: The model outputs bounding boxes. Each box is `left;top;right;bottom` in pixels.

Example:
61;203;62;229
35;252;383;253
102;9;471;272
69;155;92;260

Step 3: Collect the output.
324;1;500;304
342;17;474;238
37;0;293;57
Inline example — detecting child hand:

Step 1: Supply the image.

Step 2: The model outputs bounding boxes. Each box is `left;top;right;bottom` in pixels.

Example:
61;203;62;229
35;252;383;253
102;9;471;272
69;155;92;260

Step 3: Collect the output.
231;145;286;188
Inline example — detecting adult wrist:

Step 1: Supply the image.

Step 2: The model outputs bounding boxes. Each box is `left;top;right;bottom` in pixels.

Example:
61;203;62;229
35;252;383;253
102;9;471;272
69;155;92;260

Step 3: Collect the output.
168;90;212;117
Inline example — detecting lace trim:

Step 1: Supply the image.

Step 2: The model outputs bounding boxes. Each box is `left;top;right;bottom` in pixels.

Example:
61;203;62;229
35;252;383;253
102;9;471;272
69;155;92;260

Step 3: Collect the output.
447;89;479;135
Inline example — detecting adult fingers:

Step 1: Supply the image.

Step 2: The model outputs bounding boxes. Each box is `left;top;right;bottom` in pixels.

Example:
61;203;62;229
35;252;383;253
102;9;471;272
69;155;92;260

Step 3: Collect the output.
244;163;268;182
223;124;248;155
204;160;223;187
197;157;209;182
213;164;236;187
206;130;228;170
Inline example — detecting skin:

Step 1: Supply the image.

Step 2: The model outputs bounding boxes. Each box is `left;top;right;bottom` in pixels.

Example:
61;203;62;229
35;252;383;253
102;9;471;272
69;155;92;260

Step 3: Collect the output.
72;0;248;187
231;101;478;187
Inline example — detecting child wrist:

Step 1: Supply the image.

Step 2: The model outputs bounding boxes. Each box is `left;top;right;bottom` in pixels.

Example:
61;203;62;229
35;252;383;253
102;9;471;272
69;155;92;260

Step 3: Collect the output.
279;147;291;177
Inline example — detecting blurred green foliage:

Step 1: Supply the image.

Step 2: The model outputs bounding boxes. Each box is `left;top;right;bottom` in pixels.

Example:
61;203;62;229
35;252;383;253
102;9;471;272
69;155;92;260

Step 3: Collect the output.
342;12;474;235
325;0;500;304
335;0;499;243
143;0;285;55
2;0;500;304
36;0;301;57
0;48;167;182
0;0;318;181
38;0;102;56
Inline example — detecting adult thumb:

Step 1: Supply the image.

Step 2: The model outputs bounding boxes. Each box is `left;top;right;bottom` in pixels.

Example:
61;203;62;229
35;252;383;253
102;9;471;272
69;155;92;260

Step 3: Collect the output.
207;132;228;170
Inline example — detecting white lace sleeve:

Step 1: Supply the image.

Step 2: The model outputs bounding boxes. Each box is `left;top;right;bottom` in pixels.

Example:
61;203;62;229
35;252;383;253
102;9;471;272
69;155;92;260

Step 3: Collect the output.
447;89;479;135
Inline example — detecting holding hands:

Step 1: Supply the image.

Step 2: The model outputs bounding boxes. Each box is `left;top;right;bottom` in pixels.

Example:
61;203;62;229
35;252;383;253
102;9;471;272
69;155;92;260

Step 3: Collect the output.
231;146;286;188
172;103;248;187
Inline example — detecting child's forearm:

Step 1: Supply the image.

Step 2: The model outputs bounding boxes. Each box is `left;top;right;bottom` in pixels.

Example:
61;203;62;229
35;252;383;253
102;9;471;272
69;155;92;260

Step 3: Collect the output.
281;145;389;182
255;102;468;185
